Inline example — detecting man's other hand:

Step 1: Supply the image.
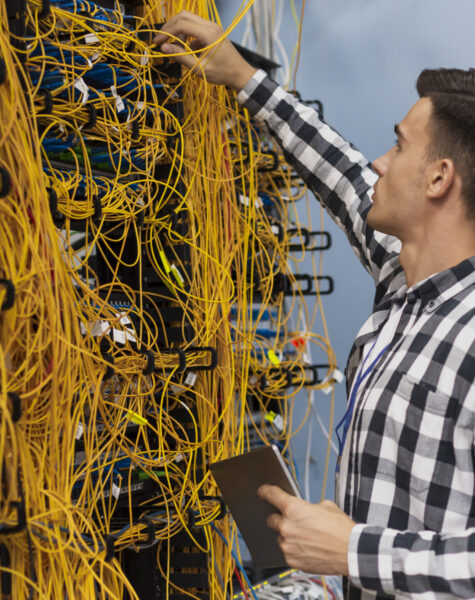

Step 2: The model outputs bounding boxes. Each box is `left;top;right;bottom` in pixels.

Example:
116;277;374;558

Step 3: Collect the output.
153;11;257;91
258;484;355;575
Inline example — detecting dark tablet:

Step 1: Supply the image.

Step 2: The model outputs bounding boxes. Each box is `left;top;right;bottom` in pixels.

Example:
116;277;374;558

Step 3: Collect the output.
210;445;302;568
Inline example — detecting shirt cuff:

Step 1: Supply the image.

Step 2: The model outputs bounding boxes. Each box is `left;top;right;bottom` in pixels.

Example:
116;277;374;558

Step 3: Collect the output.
348;524;398;596
235;69;282;123
235;69;268;103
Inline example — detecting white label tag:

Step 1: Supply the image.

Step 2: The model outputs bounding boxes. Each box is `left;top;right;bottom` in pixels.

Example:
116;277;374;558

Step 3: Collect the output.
248;375;258;385
141;52;149;66
332;368;344;383
115;96;125;113
85;33;99;44
184;372;197;387
273;414;284;432
74;78;89;104
125;329;136;343
271;225;280;235
91;52;101;62
118;313;131;326
238;193;250;207
91;320;110;337
136;101;145;111
112;483;120;499
110;87;125;113
174;452;184;463
112;329;126;344
302;351;312;365
75;422;84;440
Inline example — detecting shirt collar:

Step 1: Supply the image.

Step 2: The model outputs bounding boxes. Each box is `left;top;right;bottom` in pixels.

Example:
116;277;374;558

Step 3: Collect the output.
405;255;475;311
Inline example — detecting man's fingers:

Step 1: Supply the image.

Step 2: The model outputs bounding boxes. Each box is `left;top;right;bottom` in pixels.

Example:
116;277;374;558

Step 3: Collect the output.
153;12;220;47
266;512;282;531
258;484;293;512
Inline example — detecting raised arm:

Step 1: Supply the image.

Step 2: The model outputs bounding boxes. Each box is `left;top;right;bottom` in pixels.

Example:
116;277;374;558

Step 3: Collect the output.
154;12;401;286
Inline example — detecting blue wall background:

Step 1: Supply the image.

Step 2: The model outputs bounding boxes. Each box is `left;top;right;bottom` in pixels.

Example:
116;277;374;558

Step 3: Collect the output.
218;0;475;502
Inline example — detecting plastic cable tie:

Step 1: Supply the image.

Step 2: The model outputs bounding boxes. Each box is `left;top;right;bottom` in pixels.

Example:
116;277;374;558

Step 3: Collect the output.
137;516;157;548
75;421;84;440
92;195;102;223
267;349;280;365
127;410;148;426
0;280;15;310
104;535;116;561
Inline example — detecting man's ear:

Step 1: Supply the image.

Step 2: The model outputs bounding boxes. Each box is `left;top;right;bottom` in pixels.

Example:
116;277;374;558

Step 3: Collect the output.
427;158;456;199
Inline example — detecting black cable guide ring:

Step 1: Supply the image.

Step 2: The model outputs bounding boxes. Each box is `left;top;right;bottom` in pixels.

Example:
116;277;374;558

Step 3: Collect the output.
0;279;15;310
0;59;6;86
141;348;155;375
0;167;11;198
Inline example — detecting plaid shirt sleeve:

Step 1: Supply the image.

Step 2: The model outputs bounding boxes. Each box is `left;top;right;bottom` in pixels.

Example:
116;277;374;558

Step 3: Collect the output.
348;524;475;598
236;70;402;287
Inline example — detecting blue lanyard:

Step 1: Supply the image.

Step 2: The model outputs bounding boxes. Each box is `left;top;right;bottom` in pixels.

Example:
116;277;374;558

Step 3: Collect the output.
335;340;390;471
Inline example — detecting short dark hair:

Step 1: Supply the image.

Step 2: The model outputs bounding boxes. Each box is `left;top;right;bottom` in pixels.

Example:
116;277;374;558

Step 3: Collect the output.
416;68;475;221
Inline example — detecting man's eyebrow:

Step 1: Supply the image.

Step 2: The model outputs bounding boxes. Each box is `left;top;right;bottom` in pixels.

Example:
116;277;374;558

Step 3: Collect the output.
394;123;407;142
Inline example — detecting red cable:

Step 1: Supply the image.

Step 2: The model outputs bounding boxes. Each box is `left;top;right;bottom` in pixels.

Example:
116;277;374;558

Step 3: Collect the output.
234;566;250;600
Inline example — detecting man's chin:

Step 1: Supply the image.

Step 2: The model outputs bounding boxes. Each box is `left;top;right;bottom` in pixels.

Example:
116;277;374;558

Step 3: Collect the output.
366;208;395;236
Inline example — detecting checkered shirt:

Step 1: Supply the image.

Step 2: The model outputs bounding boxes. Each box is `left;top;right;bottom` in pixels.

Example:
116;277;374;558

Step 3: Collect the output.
237;70;475;599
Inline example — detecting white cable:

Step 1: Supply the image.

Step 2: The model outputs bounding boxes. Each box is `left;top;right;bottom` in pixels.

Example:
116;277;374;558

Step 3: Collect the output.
312;400;338;455
304;390;313;501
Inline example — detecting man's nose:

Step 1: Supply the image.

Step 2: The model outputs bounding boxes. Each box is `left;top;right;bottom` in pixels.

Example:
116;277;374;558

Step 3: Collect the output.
372;150;391;177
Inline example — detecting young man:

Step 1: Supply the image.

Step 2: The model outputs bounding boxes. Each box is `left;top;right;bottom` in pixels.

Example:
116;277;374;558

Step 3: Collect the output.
154;13;475;599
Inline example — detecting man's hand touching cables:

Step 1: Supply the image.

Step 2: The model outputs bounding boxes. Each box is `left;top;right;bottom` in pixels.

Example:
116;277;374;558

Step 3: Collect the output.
258;485;356;575
153;11;257;91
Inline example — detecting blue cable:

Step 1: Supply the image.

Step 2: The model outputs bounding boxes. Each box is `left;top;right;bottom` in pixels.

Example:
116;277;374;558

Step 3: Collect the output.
211;524;259;600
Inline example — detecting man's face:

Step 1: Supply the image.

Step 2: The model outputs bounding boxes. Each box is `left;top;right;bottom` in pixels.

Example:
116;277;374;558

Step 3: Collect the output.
368;98;434;240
